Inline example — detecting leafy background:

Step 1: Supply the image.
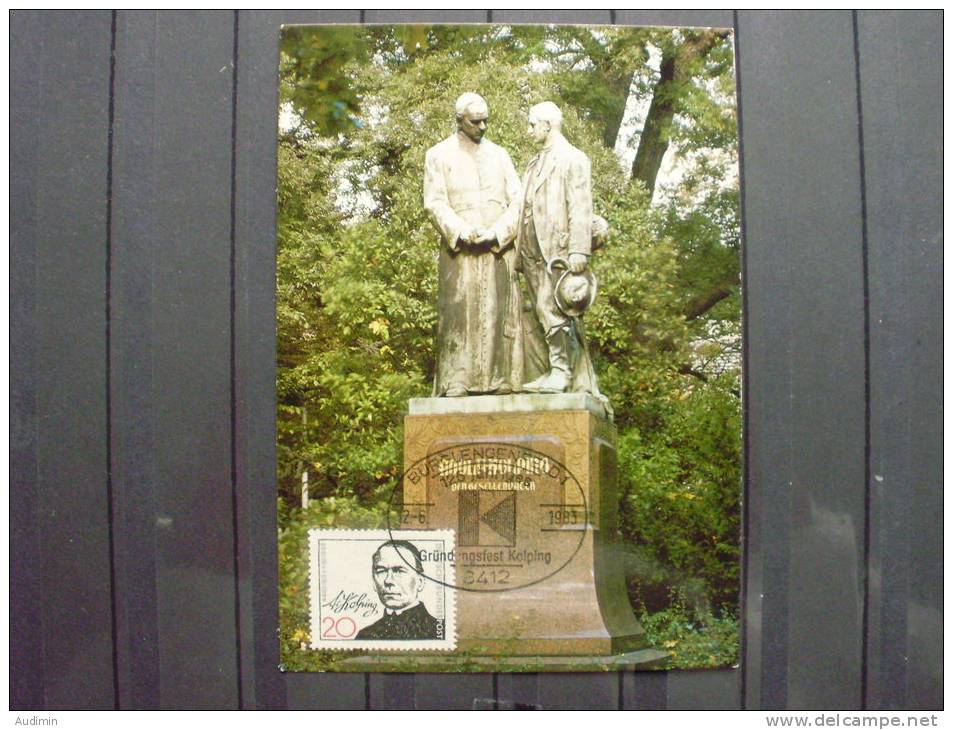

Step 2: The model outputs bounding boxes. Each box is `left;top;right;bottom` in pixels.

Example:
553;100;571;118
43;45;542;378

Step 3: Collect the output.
277;24;741;670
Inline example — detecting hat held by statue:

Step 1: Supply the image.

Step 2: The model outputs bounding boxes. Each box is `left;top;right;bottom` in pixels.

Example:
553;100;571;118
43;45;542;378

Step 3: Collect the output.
548;257;598;317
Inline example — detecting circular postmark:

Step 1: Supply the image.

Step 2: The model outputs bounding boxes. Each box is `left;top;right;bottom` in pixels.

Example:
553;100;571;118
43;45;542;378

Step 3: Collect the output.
386;440;589;592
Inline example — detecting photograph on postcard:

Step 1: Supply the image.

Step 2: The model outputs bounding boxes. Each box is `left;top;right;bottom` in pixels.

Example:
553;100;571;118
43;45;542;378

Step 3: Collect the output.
276;23;742;672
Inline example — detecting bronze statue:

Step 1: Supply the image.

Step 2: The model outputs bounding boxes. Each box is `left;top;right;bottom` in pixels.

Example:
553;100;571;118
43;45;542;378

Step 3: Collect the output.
423;93;523;397
516;102;607;405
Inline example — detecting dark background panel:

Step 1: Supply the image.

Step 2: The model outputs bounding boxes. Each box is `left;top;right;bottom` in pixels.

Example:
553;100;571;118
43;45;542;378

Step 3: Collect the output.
736;10;868;709
496;673;540;710
10;9;47;711
622;672;667;711
234;8;286;710
10;10;116;710
774;12;867;710
413;674;496;711
284;674;368;711
369;674;416;711
364;9;488;23
110;8;164;710
492;9;612;25
735;10;772;707
667;670;741;711
856;9;943;711
536;673;619;710
142;10;241;709
616;10;734;28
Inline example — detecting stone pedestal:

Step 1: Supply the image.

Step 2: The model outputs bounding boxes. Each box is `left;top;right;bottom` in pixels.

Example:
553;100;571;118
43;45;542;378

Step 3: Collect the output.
402;393;652;658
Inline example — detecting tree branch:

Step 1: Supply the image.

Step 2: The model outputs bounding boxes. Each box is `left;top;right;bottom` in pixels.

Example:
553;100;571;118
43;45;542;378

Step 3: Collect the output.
677;363;741;398
684;285;735;321
678;363;709;382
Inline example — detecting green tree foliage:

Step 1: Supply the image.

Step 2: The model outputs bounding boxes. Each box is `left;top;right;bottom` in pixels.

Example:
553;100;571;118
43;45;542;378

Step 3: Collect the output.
277;24;742;662
280;26;370;139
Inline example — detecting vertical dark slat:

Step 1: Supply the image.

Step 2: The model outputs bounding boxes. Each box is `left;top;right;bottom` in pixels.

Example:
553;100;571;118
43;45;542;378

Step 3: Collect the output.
363;9;487;23
414;674;496;711
141;10;240;709
10;10;116;710
496;674;539;710
369;674;417;711
733;10;753;711
280;9;362;25
229;11;244;709
616;10;734;28
537;673;618;711
267;9;370;710
110;10;164;709
737;11;866;709
233;8;286;710
732;10;764;710
667;670;741;710
855;10;942;711
283;674;367;710
622;672;667;710
10;9;48;709
493;9;612;25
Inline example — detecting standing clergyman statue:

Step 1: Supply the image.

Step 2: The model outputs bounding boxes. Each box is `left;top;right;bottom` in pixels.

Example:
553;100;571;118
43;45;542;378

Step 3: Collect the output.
423;92;522;397
516;101;608;407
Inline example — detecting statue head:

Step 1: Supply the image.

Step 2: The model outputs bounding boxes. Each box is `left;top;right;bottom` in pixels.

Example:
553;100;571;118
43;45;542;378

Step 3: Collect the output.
527;101;563;145
455;92;489;143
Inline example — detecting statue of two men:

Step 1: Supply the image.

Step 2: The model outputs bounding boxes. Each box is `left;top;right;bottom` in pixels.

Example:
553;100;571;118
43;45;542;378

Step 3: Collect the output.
424;93;607;405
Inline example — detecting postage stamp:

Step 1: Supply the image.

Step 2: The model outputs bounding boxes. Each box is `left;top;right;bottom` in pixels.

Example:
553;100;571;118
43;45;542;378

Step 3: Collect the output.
309;528;457;651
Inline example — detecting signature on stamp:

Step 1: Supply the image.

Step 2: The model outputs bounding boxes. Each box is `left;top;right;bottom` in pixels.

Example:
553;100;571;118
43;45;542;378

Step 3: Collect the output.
309;528;457;651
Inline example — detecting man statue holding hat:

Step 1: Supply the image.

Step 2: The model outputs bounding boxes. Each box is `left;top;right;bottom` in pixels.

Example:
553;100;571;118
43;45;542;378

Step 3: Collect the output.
423;92;523;397
516;101;609;408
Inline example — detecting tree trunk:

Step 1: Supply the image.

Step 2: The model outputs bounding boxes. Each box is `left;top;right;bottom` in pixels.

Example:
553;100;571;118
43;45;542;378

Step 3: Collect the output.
630;30;728;198
630;51;676;196
602;69;636;150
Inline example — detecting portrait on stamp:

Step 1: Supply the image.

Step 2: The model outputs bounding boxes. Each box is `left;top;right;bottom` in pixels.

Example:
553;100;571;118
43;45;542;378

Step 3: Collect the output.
356;540;443;640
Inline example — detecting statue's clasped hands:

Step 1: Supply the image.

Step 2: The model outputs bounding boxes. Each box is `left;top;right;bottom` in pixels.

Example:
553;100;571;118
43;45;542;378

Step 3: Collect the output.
458;227;497;247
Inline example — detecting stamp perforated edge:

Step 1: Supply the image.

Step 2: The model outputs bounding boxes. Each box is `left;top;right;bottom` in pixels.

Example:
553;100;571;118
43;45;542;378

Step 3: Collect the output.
308;528;457;652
